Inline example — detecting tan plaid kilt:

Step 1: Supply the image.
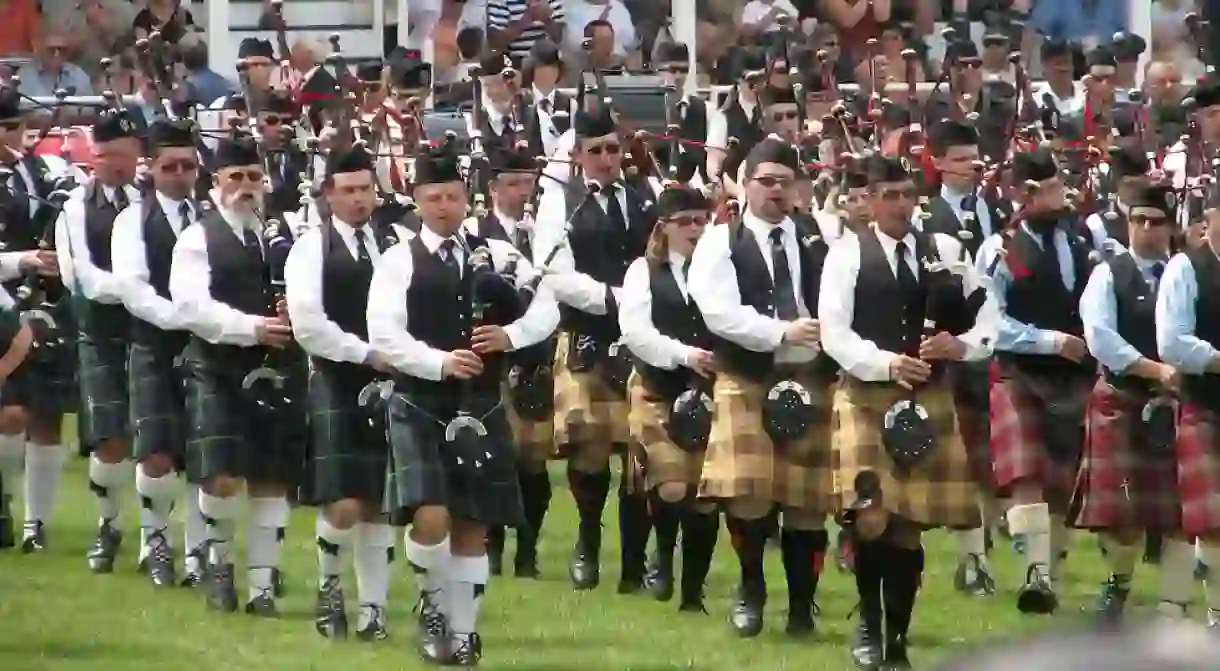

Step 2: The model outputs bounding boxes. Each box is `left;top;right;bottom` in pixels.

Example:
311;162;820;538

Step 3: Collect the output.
552;331;630;458
627;372;705;491
502;379;556;465
833;378;980;529
697;369;834;512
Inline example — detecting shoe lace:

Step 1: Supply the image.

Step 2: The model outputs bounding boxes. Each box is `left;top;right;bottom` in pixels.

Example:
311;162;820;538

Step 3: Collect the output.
417;591;447;637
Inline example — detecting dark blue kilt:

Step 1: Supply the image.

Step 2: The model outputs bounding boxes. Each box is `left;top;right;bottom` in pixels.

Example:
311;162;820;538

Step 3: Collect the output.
182;338;308;486
0;300;78;419
384;392;523;526
307;359;389;506
75;302;131;447
127;327;190;465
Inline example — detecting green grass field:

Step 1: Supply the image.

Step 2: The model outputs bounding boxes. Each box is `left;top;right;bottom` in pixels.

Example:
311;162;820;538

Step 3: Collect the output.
0;457;1186;671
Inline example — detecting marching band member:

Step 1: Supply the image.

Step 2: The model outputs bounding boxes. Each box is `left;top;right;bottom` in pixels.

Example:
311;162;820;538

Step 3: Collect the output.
706;49;767;184
0;87;83;552
649;42;707;187
110;119;207;588
367;144;559;666
1084;147;1152;254
813;163;871;242
687;138;834;637
285;146;408;640
56;109;141;574
1074;183;1194;622
978;148;1098;616
464;53;520;164
922;120;1000;258
1157;188;1220;630
520;39;575;161
258;91;311;222
533;106;658;593
170;134;301;616
620;184;719;610
464;147;553;579
822;153;998;670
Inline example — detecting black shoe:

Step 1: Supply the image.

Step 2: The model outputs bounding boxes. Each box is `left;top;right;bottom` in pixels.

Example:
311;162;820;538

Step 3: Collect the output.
617;574;646;595
646;557;675;602
851;618;884;670
513;553;540;579
315;577;348;639
86;521;122;573
448;632;482;667
1197;560;1210;582
146;534;177;588
883;634;912;670
728;586;765;638
180;569;204;589
272;567;286;598
416;592;451;664
1094;575;1130;625
786;602;817;636
953;554;996;597
569;541;600;590
207;563;238;613
1016;564;1059;615
21;521;45;554
678;597;708;614
245;589;279;618
355;604;389;642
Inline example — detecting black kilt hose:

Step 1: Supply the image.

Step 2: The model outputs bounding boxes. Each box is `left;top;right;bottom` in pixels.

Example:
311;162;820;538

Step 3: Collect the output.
127;322;190;465
182;338;308;486
74;298;131;446
0;299;79;418
308;358;389;505
384;386;523;527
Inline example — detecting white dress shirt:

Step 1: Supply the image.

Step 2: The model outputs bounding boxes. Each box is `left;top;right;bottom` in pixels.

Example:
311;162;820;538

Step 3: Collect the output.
3;152;81;220
285;217;410;365
55;182;140;303
687;211;816;364
619;252;699;370
111;191;197;331
169;207;267;347
366;226;561;381
706;91;758;154
931;184;994;241
820;228;999;381
531;178;632;313
463;207;523;241
532;85;576;158
562;0;638;57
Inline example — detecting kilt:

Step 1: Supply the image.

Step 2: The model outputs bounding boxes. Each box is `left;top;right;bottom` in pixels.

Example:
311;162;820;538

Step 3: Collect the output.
697;368;834;512
627;372;705;491
182;338;307;486
953;360;994;490
552;331;629;457
127;330;190;464
75;303;131;446
383;391;523;526
0;300;78;418
503;379;556;465
833;378;980;529
989;363;1093;510
1176;403;1220;537
1071;379;1181;532
308;360;388;505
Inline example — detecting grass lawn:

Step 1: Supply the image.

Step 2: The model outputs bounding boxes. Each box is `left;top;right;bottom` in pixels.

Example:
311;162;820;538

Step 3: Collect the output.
0;457;1185;671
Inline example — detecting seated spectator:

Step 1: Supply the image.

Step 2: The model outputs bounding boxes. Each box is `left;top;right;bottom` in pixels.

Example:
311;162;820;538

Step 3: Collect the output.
821;0;929;65
584;20;638;71
177;33;237;109
55;0;136;77
1029;0;1126;51
0;0;40;57
133;0;196;46
740;0;800;39
16;30;94;98
486;0;564;64
563;0;638;67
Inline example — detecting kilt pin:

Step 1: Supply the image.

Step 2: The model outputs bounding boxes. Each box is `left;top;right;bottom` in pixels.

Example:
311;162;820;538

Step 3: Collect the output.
1070;378;1181;532
551;331;630;457
307;360;389;506
698;369;833;513
1175;404;1220;538
127;329;190;465
834;378;981;529
627;371;705;492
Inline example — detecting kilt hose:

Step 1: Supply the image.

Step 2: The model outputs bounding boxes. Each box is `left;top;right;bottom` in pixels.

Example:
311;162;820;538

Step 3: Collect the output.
127;328;190;466
0;300;78;418
552;331;629;459
308;360;388;506
953;360;994;490
627;372;704;492
697;369;834;512
502;379;556;465
989;364;1093;511
1175;404;1220;537
833;378;981;529
75;301;131;447
1070;379;1181;532
383;391;523;527
181;338;307;487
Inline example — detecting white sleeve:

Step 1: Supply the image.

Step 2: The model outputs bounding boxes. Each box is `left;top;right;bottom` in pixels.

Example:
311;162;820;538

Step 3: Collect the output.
366;242;448;381
618;257;693;369
111;205;180;330
169;225;263;346
486;239;560;350
687;224;787;351
818;234;897;381
530;189;612;314
58;196;124;302
284;228;373;365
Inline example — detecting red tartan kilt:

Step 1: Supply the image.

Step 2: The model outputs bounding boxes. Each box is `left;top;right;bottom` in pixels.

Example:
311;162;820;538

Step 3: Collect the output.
989;366;1085;509
1070;379;1181;531
1176;404;1220;536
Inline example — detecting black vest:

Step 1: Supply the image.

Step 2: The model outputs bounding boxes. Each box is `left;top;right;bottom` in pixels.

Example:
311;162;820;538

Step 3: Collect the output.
192;211;274;367
999;223;1096;377
0;154;56;252
264;148;308;221
637;260;712;399
397;233;508;414
652;95;709;183
130;194;192;347
318;220;395;346
1103;252;1160;392
716;216;832;382
720;92;765;180
1182;247;1220;409
922;192;996;259
74;182;130;339
560;179;654;339
523;90;573;158
476;212;532;261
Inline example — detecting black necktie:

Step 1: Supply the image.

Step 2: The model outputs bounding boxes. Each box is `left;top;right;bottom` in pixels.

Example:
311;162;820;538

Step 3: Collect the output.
1037;228;1065;289
514;225;533;262
682;258;691;280
242;227;262;257
112;187;129;211
178;201;192;230
439;239;460;280
604;184;627;230
894;241;919;296
749;104;760;126
353;227;373;266
769;227;799;321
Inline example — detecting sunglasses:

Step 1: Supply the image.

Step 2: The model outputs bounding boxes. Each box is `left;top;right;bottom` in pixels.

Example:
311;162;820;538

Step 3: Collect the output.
224;169;264;183
260;115;291;126
1132;213;1171;227
957;60;982;70
879;186;918;201
159;159;199;174
663;65;690;75
772;110;799;122
822;41;839;48
586;142;621;156
666;214;708;227
753;175;793;188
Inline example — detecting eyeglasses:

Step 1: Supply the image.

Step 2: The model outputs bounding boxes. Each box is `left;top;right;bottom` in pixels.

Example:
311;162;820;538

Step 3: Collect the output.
957;60;982;70
1132;213;1171;227
753;175;793;188
663;65;690;75
224;169;264;183
665;214;708;227
878;186;918;201
772;110;799;122
260;115;291;126
586;142;621;156
159;159;199;174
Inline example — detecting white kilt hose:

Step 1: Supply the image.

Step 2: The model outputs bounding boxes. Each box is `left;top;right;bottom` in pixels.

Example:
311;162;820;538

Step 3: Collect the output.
552;331;630;456
306;359;389;505
1070;378;1181;532
75;301;131;446
127;326;191;465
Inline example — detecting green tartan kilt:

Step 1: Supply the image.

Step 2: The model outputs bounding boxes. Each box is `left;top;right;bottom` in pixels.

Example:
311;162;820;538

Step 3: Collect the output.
307;359;388;506
0;300;78;419
127;328;190;465
76;302;131;447
182;338;308;486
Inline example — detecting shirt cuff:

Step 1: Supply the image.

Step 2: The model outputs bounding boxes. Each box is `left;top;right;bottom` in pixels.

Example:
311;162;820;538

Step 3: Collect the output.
874;350;899;382
416;347;448;382
503;323;527;352
1031;330;1062;355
